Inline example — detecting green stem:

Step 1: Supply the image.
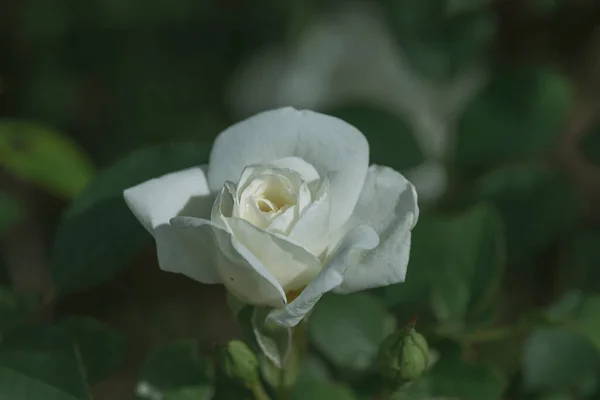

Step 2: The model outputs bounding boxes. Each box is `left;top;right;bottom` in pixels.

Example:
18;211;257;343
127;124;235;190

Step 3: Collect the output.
249;380;273;400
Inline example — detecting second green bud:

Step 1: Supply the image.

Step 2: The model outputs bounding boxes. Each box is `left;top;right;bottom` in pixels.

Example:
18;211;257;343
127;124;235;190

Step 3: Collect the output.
379;317;429;384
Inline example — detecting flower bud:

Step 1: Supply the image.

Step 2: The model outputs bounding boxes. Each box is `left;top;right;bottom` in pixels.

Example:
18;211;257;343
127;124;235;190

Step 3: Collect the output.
222;340;259;385
379;317;429;384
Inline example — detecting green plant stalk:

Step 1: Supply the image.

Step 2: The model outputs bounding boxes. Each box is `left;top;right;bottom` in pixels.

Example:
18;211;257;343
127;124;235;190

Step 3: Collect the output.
277;321;308;400
249;380;273;400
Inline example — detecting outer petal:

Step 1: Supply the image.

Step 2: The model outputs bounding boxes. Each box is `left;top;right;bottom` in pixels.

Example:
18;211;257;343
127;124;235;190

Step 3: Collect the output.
153;223;222;284
123;166;221;284
226;218;322;294
208;108;369;231
123;166;213;232
267;225;378;328
335;165;419;293
171;217;287;308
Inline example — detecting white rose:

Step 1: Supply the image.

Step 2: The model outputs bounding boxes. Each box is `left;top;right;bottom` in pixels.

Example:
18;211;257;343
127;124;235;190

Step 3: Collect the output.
123;108;419;328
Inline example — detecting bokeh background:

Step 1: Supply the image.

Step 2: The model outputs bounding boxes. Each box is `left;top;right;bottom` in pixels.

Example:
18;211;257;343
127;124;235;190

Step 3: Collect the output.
2;0;600;399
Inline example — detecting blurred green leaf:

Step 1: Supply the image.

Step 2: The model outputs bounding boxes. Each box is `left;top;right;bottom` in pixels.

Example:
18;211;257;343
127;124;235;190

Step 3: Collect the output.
581;123;600;168
60;316;127;384
163;386;214;400
473;164;581;265
97;0;206;29
544;293;600;354
295;355;331;385
387;0;495;81
22;63;81;128
456;68;572;170
570;231;600;292
325;104;424;171
293;381;357;400
431;204;505;329
137;339;214;398
18;0;70;38
529;0;562;14
309;293;395;371
571;296;600;351
0;325;91;400
0;120;94;199
522;329;600;392
445;0;492;14
386;204;505;331
0;195;21;235
0;286;38;334
398;342;505;400
51;142;211;295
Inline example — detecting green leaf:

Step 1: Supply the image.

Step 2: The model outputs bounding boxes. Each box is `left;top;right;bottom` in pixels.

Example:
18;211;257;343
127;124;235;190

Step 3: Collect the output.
431;204;505;329
445;0;493;14
0;195;21;235
0;286;39;334
0;120;94;199
137;339;214;399
398;343;505;400
456;68;572;169
580;124;600;168
528;0;562;14
571;296;600;351
309;293;395;371
386;1;495;81
295;355;331;385
544;293;600;355
570;231;600;292
163;385;214;400
324;104;424;171
522;329;600;392
473;164;581;265
293;381;357;400
0;325;91;400
386;204;505;331
51;142;211;295
60;317;127;384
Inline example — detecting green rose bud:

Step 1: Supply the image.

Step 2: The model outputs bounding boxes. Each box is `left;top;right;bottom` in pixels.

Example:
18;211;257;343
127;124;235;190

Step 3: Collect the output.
222;340;259;385
379;316;429;384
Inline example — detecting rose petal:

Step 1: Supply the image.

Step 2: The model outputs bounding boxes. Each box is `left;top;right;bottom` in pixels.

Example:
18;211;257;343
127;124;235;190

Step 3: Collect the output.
226;217;322;294
123;166;213;232
267;225;379;328
267;157;320;182
171;216;287;307
211;184;236;230
334;165;419;293
153;222;222;284
208;108;369;231
123;166;221;284
288;175;332;257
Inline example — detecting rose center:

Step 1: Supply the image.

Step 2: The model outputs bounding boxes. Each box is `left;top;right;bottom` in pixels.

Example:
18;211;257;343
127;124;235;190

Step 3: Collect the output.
252;182;296;214
256;197;278;213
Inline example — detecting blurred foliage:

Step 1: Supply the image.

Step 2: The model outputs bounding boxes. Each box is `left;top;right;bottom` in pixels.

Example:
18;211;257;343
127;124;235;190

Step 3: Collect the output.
0;195;21;235
0;121;94;199
51;143;210;295
137;340;214;399
456;68;572;171
1;0;600;399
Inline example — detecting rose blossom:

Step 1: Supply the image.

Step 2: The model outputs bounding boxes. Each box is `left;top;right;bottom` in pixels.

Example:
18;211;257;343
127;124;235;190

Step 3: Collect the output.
124;107;418;327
